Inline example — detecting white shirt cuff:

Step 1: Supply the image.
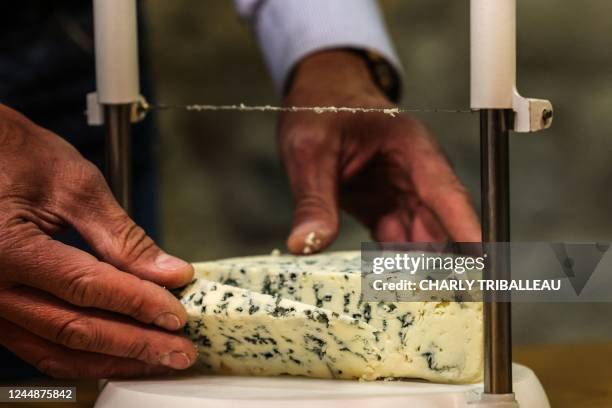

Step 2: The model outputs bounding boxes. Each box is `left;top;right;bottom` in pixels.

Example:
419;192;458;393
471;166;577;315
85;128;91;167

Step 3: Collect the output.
241;0;402;94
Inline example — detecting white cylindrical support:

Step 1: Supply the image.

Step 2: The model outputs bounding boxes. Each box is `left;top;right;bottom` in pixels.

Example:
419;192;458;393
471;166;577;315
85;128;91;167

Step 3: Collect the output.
470;0;516;109
93;0;140;104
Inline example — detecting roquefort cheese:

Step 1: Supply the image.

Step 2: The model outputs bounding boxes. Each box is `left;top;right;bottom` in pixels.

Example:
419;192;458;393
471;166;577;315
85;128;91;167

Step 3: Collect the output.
181;251;483;383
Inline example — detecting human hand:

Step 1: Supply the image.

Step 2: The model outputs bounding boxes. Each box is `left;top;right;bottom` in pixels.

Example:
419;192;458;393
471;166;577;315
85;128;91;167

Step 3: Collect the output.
0;105;197;378
278;51;481;254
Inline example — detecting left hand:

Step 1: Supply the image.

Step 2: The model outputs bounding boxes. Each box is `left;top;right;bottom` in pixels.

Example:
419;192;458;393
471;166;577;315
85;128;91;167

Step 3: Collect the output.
278;50;481;254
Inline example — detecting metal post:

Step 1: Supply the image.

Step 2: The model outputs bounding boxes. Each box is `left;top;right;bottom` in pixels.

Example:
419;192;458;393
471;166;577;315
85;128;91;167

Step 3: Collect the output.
480;109;513;395
91;0;140;213
470;0;551;404
104;104;132;213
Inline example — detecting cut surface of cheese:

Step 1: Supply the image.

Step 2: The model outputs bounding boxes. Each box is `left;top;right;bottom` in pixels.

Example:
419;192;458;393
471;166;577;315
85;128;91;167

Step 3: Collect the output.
181;279;382;380
181;251;483;383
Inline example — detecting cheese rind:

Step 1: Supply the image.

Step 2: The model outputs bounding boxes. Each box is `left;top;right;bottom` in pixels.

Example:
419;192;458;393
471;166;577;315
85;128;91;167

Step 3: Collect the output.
182;251;483;383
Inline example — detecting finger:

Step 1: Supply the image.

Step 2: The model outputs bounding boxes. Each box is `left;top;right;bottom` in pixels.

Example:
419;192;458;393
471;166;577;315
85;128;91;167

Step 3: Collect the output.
408;142;481;242
55;164;193;288
373;211;409;242
0;287;196;370
0;318;172;379
281;127;340;254
409;204;449;242
373;204;448;243
339;155;403;236
2;228;188;331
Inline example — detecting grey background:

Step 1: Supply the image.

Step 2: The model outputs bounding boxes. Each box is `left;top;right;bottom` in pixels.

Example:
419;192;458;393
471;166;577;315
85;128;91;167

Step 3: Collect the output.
142;0;612;345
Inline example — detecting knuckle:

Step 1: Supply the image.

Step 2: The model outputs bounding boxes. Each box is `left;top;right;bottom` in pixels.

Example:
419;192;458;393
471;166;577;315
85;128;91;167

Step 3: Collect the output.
110;215;157;264
63;162;108;202
421;182;469;206
64;272;97;306
295;193;331;214
55;317;102;351
64;263;155;321
0;218;43;264
126;339;154;362
419;185;440;205
74;163;106;192
284;126;328;159
449;183;470;198
122;290;149;320
35;358;71;379
36;357;105;379
293;193;337;225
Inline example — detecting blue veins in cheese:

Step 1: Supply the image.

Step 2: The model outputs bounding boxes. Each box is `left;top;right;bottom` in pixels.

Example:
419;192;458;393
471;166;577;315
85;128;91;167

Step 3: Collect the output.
180;251;483;383
181;280;382;380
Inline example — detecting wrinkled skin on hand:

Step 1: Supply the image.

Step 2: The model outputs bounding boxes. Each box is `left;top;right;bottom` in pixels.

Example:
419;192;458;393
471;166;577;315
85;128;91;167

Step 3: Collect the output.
0;105;197;379
279;51;481;254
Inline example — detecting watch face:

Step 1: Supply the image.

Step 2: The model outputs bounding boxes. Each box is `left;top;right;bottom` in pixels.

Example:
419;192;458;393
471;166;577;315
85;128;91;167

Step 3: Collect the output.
362;49;401;102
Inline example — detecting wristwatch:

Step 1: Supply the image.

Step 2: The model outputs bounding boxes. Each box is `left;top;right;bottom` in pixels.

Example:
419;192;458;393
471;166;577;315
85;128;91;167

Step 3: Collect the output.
351;48;402;103
284;48;402;103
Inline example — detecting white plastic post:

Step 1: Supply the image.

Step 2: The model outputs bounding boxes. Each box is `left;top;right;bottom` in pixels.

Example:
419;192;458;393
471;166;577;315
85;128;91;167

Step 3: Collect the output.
470;0;553;132
93;0;140;105
470;0;516;109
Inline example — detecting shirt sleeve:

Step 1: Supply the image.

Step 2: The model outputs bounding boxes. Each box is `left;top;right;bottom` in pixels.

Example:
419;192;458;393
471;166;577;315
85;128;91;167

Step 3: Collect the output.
233;0;402;94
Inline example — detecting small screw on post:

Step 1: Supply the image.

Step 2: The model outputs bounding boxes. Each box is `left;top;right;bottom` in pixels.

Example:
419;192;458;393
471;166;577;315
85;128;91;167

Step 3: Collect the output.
131;98;150;123
542;109;554;126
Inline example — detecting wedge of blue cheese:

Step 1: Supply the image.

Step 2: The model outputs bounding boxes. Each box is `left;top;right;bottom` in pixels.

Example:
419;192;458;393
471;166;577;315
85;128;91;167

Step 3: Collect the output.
181;279;382;379
182;251;483;383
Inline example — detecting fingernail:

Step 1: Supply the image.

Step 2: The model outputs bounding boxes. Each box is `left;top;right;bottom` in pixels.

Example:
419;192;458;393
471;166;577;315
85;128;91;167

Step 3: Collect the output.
154;313;182;331
288;221;333;255
160;352;192;370
156;253;190;271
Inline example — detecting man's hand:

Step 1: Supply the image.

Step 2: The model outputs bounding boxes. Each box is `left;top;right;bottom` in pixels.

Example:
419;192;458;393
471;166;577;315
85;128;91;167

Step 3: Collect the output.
279;51;481;254
0;105;197;378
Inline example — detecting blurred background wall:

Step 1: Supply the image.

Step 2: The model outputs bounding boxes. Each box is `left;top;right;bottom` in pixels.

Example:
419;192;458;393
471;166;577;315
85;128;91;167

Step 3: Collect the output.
142;0;612;344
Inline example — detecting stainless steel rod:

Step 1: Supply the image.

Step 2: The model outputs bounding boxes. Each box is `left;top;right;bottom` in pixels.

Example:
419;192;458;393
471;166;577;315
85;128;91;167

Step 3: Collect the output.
480;109;513;394
104;104;132;213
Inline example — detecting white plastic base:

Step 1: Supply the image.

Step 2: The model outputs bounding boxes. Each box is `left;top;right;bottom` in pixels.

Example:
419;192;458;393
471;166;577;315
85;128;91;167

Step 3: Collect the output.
469;393;520;407
94;363;549;408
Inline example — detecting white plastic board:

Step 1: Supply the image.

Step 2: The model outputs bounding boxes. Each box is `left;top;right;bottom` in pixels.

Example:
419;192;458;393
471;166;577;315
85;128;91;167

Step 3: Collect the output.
95;363;549;408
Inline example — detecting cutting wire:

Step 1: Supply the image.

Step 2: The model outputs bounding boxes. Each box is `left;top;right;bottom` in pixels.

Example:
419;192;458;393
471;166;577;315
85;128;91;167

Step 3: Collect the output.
142;102;474;118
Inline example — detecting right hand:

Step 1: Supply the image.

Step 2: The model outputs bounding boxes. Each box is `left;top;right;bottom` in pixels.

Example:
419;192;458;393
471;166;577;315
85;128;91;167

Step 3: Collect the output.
0;104;197;379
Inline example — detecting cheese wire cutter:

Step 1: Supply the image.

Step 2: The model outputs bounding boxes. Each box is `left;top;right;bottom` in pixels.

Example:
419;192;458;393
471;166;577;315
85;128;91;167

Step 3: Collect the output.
470;0;553;406
86;1;553;406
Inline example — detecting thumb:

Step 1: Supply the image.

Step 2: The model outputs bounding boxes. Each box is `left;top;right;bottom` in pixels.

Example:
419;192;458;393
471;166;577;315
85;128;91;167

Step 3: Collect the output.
283;133;340;255
58;167;193;288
